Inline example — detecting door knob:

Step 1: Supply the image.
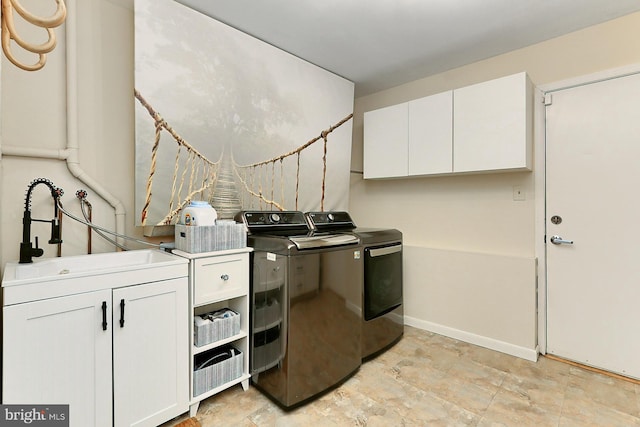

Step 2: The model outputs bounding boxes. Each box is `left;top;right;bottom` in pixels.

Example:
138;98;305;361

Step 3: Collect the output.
550;235;574;245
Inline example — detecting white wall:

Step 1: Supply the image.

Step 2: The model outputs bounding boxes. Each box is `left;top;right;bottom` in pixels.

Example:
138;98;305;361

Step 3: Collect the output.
350;12;640;358
1;0;137;268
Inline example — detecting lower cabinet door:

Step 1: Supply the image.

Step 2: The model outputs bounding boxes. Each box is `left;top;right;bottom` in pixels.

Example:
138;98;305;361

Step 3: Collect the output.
2;290;113;427
113;278;189;427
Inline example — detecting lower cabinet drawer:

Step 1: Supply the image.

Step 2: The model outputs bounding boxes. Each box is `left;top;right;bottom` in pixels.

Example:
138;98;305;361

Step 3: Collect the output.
194;254;248;305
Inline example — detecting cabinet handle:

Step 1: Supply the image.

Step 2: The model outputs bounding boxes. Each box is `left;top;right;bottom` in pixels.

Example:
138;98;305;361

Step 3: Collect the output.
221;274;229;281
119;299;125;328
101;301;108;331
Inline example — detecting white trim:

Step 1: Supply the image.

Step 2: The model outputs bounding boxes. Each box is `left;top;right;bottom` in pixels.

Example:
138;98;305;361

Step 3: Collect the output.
539;63;640;94
534;88;547;354
535;63;640;356
404;316;539;362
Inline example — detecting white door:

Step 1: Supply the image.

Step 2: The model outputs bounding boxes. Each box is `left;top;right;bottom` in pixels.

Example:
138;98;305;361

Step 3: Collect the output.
546;72;640;379
2;290;113;427
113;278;189;427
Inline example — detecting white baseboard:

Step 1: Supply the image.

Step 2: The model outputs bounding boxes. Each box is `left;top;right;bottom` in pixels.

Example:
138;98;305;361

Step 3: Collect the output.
404;315;539;362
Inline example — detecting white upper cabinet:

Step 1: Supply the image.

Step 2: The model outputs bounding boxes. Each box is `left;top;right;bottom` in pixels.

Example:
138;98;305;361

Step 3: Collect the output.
408;91;453;175
363;72;533;179
363;103;408;179
453;72;532;173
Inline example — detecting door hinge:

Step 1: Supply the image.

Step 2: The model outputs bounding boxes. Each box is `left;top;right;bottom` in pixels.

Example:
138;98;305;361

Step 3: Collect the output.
543;93;553;106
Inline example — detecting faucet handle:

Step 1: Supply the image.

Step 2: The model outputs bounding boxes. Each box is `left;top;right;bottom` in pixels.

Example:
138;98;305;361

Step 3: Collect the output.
49;219;63;244
33;237;44;257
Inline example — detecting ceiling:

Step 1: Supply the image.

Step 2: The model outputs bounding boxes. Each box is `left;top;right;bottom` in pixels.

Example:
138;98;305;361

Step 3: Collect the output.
174;0;640;97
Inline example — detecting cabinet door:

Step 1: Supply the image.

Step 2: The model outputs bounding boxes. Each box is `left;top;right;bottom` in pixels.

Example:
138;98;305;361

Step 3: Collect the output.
408;91;453;175
2;290;113;427
113;278;189;427
453;72;532;173
363;103;408;178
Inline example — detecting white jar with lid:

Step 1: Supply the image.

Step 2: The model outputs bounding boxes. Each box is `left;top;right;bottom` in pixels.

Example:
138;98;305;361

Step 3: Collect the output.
180;201;217;226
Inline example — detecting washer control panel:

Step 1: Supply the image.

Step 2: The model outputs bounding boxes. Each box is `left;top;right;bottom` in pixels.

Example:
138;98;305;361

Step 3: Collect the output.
235;211;309;234
305;211;356;231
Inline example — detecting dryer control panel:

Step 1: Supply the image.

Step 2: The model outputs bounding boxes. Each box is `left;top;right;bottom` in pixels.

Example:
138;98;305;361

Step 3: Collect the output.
235;211;309;235
305;211;356;231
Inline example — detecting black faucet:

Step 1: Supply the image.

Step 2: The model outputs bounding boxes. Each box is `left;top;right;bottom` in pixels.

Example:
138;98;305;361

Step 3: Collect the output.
20;178;64;264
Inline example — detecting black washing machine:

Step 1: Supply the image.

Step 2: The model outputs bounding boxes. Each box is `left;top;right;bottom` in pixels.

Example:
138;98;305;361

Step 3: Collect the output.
236;211;363;408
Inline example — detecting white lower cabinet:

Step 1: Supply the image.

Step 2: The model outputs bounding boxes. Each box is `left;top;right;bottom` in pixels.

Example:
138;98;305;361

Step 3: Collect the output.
113;279;189;427
2;277;189;427
3;290;114;426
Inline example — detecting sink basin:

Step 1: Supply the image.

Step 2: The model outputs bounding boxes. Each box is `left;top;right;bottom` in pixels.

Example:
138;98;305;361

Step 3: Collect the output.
2;250;188;306
5;250;176;282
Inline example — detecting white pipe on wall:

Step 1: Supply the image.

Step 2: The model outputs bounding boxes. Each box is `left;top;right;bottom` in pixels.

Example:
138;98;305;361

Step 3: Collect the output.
0;0;126;250
65;0;125;246
1;146;69;159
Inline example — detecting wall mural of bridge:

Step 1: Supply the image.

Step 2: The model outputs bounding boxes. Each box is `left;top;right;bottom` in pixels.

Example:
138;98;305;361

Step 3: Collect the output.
134;0;355;226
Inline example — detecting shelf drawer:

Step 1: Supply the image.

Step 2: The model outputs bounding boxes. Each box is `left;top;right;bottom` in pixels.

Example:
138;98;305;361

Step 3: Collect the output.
194;254;248;305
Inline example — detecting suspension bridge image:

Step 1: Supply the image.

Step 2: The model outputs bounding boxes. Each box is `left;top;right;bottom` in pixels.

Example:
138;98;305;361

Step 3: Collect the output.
135;90;353;226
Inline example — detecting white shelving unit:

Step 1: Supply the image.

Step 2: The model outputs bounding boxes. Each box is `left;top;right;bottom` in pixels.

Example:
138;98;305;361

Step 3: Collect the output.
173;247;253;417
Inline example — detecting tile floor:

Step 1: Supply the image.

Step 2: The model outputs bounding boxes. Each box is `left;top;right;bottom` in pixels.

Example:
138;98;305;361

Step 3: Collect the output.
165;326;640;426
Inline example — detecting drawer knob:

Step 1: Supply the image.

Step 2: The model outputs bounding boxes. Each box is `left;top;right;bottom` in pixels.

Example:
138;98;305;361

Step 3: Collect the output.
221;274;229;281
